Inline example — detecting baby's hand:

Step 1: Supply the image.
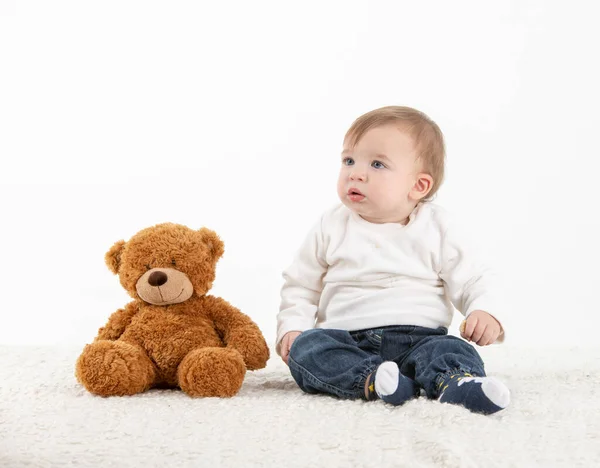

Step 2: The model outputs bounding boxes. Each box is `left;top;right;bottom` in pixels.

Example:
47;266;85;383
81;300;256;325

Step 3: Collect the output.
460;310;502;346
280;331;302;365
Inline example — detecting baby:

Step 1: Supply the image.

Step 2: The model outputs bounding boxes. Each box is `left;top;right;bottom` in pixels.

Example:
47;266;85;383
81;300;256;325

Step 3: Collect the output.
276;106;510;415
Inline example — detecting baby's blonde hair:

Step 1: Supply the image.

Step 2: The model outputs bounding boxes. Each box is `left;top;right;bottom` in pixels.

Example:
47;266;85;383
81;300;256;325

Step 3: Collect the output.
344;106;446;201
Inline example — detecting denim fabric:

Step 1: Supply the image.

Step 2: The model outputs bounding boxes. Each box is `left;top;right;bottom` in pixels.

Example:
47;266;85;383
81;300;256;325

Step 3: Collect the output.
287;325;485;400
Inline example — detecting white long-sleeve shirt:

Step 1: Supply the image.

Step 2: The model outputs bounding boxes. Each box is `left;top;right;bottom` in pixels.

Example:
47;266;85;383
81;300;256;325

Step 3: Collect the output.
276;202;505;353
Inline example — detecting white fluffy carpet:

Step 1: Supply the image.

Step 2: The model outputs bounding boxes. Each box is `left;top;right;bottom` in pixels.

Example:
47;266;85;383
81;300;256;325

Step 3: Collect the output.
1;344;599;468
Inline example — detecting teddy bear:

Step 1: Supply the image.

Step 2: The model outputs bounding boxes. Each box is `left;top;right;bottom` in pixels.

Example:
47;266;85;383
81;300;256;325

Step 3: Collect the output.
75;223;270;398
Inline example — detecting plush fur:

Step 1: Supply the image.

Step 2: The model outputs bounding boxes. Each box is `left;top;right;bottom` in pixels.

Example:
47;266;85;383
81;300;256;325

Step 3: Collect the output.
75;223;269;398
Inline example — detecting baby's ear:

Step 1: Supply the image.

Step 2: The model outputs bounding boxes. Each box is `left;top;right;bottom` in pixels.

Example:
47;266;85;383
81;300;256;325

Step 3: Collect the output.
198;228;224;261
105;240;126;274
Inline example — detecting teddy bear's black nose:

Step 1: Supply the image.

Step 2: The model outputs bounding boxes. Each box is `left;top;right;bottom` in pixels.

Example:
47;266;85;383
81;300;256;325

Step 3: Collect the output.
148;271;168;287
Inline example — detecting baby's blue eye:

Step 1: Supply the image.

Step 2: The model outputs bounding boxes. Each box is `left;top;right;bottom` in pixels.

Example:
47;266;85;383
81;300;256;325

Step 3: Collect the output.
343;157;354;166
372;160;385;169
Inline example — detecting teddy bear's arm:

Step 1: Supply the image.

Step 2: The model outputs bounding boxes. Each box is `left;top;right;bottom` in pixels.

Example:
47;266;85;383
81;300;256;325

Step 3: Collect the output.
95;301;140;341
204;295;270;370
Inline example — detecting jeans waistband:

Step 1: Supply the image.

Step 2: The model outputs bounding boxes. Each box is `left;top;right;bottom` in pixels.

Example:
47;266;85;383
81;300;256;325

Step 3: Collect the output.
351;324;448;336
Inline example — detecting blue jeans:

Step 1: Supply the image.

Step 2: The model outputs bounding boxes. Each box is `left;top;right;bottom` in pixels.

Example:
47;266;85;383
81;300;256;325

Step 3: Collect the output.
288;325;486;400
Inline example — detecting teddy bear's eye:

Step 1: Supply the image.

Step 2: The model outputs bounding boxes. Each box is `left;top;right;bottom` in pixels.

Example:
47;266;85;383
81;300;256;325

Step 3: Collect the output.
171;258;177;266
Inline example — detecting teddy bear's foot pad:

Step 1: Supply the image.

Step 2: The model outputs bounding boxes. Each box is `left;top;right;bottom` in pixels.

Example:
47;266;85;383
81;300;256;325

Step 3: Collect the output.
75;340;157;397
178;347;246;397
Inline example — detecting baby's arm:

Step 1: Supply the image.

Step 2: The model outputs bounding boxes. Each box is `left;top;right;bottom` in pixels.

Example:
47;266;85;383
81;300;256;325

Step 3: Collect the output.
277;217;328;360
439;219;505;345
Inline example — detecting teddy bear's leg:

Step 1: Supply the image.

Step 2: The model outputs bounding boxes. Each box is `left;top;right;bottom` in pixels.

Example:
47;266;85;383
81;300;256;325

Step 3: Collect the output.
76;340;157;397
177;347;246;397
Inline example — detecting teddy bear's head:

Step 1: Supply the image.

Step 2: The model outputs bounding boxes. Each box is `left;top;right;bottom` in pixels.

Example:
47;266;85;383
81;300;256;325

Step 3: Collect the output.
104;223;224;305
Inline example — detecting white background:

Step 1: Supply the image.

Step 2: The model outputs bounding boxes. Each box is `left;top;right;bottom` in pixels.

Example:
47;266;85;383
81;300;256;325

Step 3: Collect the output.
1;1;598;346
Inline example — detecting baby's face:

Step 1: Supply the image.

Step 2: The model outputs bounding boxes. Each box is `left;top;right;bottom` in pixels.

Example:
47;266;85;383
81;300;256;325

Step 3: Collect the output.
337;124;423;224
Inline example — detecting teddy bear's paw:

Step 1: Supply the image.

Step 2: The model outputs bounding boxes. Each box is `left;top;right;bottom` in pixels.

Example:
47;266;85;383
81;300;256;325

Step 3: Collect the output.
177;347;246;398
240;340;271;371
75;340;156;397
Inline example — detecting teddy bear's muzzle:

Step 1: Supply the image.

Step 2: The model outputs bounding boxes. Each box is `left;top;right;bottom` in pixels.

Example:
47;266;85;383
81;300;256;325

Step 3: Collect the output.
135;268;194;305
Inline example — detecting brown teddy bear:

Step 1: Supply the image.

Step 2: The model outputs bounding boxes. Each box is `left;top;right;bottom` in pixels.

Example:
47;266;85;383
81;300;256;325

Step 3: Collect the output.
75;223;270;398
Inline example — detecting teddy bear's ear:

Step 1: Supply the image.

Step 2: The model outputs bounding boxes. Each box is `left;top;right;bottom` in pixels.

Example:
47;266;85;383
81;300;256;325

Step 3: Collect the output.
198;228;224;261
105;240;126;274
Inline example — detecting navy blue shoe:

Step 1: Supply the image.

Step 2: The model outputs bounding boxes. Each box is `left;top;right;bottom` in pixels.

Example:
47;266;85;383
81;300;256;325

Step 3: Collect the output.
371;362;419;406
438;374;510;415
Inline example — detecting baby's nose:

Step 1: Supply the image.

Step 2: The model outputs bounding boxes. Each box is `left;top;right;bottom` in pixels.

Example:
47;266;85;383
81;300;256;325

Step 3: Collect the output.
148;271;168;287
350;171;366;181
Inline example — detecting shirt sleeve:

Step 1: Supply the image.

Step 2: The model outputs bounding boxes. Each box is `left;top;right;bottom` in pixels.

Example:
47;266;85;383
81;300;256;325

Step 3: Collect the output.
276;216;328;355
438;219;507;343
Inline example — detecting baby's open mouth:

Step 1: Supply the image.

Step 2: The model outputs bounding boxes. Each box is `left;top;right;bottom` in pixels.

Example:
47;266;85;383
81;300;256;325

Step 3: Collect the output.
348;189;365;201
